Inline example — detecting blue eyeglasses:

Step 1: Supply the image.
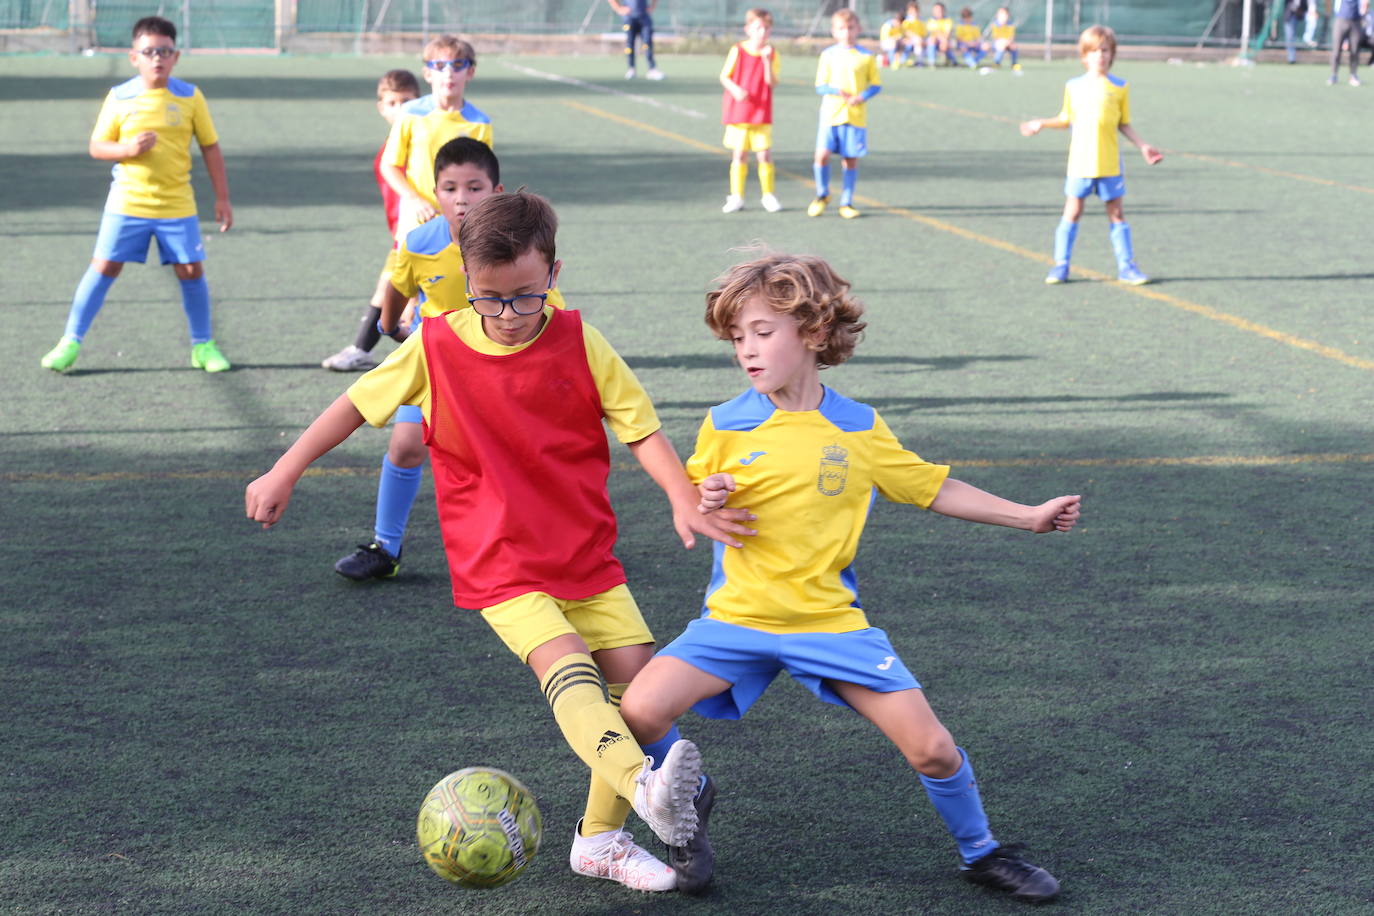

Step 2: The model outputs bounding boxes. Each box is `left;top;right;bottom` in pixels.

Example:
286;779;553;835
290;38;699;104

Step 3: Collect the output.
425;58;472;72
466;269;555;317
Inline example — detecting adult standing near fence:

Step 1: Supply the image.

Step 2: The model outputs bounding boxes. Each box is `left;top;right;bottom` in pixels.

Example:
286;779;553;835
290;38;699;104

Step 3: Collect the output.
1284;0;1308;62
1327;0;1369;84
609;0;665;80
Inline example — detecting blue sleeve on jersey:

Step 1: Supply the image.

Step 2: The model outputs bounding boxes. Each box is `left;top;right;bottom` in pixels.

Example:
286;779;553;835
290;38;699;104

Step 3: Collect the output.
816;85;841;95
406;215;453;256
710;389;777;432
459;101;491;123
167;77;196;98
858;85;881;102
817;387;876;432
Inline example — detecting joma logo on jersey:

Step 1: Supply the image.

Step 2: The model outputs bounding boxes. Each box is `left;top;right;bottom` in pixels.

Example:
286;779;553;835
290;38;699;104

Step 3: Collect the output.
817;443;848;496
595;729;629;758
425;274;445;285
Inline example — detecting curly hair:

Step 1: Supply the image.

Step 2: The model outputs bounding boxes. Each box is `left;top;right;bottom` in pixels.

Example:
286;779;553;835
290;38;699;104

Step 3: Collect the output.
705;253;866;369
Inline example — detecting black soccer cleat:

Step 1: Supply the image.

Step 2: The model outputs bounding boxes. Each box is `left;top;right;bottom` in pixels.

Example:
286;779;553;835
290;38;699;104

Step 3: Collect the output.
961;844;1060;903
668;774;716;895
334;541;401;581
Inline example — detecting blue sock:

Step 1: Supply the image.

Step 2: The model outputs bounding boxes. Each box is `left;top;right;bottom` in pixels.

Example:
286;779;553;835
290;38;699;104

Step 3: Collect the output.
1053;219;1079;265
63;267;117;343
178;275;213;344
374;456;423;556
994;49;1004;65
639;725;683;770
1010;48;1019;65
840;168;858;206
814;162;830;199
1109;221;1135;269
919;747;998;864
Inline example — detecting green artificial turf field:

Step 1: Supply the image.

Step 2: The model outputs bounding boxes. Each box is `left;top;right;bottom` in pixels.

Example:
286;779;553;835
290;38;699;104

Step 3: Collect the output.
2;49;1372;914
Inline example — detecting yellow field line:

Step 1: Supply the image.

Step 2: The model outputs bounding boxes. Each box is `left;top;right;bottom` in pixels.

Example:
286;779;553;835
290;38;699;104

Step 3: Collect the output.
564;98;1374;373
7;451;1373;484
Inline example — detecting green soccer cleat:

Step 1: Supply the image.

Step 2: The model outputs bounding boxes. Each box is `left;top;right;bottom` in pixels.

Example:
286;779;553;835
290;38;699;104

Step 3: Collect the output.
40;337;81;372
191;340;231;373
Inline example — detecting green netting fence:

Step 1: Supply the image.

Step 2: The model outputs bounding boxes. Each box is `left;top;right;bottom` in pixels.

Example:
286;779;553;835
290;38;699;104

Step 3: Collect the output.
0;0;1280;51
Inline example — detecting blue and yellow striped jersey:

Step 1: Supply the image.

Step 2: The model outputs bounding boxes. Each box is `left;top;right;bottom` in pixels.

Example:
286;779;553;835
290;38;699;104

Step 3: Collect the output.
1058;72;1131;178
91;76;218;219
686;387;949;634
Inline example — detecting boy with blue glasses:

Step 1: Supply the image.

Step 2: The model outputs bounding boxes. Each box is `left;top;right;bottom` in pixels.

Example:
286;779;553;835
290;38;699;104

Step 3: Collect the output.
42;15;232;373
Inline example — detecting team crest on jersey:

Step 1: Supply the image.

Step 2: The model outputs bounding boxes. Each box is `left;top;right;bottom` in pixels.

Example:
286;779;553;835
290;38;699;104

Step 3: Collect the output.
165;103;181;126
817;443;848;496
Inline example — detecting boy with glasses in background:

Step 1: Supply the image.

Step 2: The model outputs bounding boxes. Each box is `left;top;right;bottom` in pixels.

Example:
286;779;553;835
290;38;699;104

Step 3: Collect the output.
42;15;233;373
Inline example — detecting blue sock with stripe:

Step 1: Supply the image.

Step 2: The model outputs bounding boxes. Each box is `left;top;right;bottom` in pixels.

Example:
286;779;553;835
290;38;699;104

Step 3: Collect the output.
373;456;422;557
1109;221;1135;269
919;747;998;864
840;168;859;206
639;726;683;771
814;162;830;199
178;275;213;344
1053;219;1079;265
63;267;116;343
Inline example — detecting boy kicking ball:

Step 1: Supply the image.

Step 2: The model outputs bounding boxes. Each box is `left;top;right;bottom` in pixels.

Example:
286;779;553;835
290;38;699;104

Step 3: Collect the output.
1020;25;1162;286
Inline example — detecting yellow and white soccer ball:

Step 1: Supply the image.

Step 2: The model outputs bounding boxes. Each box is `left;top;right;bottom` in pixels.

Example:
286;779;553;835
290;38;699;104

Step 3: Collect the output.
417;766;542;889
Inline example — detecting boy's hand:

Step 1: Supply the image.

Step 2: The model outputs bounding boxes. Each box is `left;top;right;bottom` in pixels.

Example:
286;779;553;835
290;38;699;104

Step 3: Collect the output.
215;200;234;232
127;130;158;156
698;472;737;512
1018;119;1042;137
245;470;296;529
409;195;437;223
1028;495;1081;533
1142;145;1164;165
399;301;417;332
729;85;750;102
673;503;756;550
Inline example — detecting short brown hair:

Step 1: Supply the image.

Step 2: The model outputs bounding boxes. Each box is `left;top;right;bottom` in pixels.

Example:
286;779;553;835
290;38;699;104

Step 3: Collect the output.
423;34;476;64
378;69;421;97
745;7;773;25
705;254;866;369
1078;24;1116;63
832;8;861;29
456;191;557;273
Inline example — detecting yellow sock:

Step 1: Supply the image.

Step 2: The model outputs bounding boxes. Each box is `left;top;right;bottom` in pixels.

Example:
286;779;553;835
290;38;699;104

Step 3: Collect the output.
541;655;645;803
580;682;634;836
758;161;776;196
729;162;747;198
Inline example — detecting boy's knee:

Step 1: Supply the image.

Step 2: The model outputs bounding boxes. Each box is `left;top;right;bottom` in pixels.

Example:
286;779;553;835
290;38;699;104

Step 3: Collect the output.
91;259;124;278
618;687;670;741
907;728;960;776
172;262;204;281
387;432;425;467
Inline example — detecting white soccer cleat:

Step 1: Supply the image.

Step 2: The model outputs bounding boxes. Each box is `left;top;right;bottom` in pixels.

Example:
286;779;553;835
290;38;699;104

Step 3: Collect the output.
320;344;378;371
570;820;676;891
625;67;637;80
646;67;665;80
631;740;701;846
722;195;744;213
760;193;782;213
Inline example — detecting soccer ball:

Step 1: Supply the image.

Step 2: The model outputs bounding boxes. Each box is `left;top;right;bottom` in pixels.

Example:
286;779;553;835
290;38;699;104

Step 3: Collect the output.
417;767;542;889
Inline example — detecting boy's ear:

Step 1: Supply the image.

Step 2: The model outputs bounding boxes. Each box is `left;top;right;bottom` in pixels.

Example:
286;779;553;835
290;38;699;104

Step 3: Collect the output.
494;182;504;193
549;259;563;288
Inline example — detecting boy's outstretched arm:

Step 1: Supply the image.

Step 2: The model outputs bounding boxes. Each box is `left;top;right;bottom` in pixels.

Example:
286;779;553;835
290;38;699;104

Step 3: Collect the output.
627;431;756;549
1119;123;1164;165
245;393;367;529
930;478;1081;533
1019;114;1068;136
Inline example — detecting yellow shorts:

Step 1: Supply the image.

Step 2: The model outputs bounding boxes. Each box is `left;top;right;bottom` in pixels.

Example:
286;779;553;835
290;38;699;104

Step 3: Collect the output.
480;584;654;663
376;247;398;286
723;123;772;152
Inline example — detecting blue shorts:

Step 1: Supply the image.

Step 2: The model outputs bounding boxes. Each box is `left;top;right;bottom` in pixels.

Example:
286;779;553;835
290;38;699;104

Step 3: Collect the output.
657;617;921;720
816;123;868;159
1064;174;1126;201
393;404;423;425
93;212;205;264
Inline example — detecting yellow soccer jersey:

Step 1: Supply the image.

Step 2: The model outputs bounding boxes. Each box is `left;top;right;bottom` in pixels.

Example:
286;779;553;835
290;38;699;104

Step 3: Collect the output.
954;22;981;44
903;16;928;38
391;216;567;318
815;45;882;128
880;20;905;43
991;22;1016;42
1058;72;1131;178
686;387;949;634
347;308;657;440
926;15;953;38
90;76;218;219
383;96;494;208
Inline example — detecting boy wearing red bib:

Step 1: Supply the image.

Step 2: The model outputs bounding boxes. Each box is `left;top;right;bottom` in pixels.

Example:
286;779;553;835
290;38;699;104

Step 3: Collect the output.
720;8;782;214
246;192;755;894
